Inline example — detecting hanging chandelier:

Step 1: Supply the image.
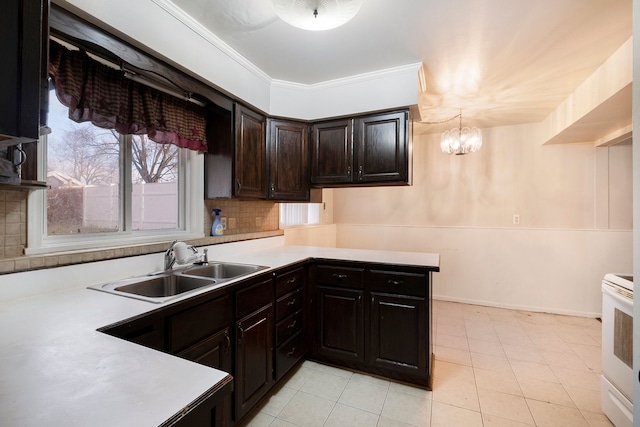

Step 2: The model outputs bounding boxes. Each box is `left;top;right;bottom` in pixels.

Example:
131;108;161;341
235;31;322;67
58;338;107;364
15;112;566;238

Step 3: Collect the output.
270;0;363;31
438;109;482;155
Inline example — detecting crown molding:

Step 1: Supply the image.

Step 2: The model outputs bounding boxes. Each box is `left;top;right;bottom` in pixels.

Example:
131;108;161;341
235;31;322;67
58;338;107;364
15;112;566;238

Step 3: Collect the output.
271;62;422;91
150;0;272;85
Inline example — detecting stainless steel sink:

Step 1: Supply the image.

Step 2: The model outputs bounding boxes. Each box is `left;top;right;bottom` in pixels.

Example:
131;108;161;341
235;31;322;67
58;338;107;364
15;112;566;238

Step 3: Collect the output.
88;262;269;303
178;262;268;280
89;273;219;303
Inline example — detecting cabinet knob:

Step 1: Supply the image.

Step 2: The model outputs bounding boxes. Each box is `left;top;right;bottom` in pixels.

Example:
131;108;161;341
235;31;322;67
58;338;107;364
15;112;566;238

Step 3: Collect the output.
287;320;297;329
238;324;245;342
236;179;242;193
287;298;297;306
287;347;296;356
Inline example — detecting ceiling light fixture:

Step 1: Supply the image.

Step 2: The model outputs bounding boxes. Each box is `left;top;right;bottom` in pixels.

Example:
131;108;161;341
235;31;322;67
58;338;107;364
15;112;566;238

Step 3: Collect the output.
424;109;482;155
270;0;363;31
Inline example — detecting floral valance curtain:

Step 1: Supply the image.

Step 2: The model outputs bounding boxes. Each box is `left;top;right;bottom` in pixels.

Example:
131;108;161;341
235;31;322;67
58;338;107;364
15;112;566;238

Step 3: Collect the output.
48;41;207;152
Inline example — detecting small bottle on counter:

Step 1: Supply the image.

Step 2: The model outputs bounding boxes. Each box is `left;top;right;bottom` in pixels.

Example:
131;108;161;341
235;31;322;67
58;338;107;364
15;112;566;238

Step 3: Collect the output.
211;209;224;236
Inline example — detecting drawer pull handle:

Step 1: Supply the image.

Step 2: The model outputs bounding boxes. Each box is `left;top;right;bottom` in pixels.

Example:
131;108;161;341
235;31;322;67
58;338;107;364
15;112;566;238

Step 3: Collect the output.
387;279;404;286
238;324;245;342
224;332;231;351
287;298;297;306
286;278;297;285
332;274;347;279
287;347;296;356
288;320;297;329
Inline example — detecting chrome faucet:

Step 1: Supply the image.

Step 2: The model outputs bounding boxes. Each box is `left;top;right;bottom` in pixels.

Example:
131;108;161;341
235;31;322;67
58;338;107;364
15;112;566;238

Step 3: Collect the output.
164;240;178;271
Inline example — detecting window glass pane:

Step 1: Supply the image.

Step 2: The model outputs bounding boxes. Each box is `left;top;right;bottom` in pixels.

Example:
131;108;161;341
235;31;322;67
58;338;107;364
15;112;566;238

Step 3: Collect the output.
279;203;321;227
130;135;179;231
46;93;120;235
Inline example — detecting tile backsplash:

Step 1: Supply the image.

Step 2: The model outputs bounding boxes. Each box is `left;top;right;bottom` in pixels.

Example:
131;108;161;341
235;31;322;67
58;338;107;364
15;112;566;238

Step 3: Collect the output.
0;189;28;259
203;199;279;236
0;189;281;274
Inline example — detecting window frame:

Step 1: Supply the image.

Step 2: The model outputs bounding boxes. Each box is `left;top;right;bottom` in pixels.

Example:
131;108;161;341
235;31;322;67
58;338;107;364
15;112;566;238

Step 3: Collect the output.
26;132;204;255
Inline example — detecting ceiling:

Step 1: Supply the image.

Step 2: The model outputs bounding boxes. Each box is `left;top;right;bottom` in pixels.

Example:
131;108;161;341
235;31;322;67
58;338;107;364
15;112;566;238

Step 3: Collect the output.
167;0;631;131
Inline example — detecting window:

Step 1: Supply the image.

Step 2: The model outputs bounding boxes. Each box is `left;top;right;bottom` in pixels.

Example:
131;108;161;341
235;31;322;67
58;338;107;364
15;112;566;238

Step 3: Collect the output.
26;92;204;254
279;203;321;227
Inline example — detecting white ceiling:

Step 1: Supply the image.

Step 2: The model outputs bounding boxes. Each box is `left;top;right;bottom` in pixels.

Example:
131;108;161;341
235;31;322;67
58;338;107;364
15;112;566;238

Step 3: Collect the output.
167;0;631;131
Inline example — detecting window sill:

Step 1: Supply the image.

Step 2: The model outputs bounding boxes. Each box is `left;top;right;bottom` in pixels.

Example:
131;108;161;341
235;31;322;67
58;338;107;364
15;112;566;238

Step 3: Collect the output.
0;230;284;275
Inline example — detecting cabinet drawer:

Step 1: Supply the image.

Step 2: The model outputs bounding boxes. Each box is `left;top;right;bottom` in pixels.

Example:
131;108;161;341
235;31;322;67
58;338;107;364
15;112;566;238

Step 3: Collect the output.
276;287;303;320
276;267;305;297
276;309;303;346
276;331;304;380
316;265;363;289
168;294;232;353
236;277;274;318
368;270;426;297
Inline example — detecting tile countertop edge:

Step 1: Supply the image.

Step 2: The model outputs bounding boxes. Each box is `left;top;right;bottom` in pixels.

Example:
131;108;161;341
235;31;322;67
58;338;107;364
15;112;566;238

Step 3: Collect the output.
0;243;440;426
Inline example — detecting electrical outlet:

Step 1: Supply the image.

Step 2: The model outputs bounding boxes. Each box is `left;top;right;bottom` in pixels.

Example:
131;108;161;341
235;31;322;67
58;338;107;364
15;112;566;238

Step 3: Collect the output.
228;217;236;229
513;214;520;225
221;217;227;230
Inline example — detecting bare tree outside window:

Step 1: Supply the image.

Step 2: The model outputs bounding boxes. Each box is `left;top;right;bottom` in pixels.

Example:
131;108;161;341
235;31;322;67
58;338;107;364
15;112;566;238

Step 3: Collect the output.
131;135;178;184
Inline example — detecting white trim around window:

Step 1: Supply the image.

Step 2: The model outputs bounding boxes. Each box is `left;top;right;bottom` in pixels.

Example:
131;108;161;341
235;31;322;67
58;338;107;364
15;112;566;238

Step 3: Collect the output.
26;141;205;255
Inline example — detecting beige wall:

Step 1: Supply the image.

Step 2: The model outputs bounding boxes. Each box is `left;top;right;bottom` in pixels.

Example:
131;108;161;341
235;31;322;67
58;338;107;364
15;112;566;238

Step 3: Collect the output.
334;123;632;230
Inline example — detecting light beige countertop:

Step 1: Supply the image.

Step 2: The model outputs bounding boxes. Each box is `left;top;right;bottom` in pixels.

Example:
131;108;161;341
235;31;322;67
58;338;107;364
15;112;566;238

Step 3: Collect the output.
0;240;439;426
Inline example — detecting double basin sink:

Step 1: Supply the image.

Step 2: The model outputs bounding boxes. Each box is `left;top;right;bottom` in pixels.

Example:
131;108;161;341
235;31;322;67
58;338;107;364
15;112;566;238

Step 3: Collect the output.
89;262;269;303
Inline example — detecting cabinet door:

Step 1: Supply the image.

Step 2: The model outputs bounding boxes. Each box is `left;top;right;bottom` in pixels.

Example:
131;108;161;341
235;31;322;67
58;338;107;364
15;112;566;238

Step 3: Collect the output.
310;119;353;185
168;294;232;354
315;285;364;363
354;110;408;184
235;304;274;420
369;292;427;377
177;327;232;372
268;119;309;201
235;104;267;198
0;0;47;141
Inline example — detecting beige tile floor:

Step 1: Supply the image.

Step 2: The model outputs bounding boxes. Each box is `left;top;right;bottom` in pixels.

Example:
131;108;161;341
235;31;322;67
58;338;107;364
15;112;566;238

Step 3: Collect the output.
238;299;612;427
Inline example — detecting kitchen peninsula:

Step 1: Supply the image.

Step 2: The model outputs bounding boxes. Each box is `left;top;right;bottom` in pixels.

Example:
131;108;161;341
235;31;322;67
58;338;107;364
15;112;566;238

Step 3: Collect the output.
0;238;439;426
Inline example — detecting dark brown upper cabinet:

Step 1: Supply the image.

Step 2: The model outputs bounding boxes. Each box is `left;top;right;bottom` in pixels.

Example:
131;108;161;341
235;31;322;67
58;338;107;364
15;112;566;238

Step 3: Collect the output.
354;110;409;184
205;102;268;199
235;104;268;198
310;118;353;185
267;119;309;201
311;109;410;187
0;0;49;145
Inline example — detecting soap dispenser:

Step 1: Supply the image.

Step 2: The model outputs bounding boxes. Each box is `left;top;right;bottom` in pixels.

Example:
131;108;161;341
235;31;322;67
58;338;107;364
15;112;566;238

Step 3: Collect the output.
211;209;223;236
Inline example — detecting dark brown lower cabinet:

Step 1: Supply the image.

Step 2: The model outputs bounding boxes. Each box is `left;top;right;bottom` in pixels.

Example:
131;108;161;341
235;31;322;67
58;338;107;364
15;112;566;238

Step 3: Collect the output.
234;304;274;421
166;374;233;427
315;285;365;363
310;263;433;388
369;292;427;378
